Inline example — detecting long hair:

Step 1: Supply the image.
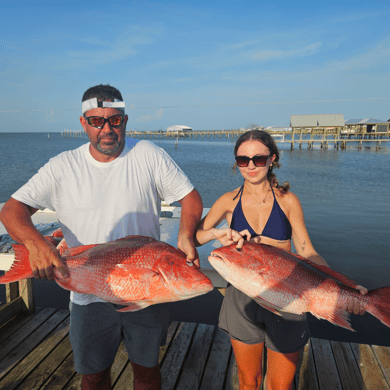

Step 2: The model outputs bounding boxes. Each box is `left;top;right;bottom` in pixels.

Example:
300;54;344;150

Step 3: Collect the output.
234;130;290;193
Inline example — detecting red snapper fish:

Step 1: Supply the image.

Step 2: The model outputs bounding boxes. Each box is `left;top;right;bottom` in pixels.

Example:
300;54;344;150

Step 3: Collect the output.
0;235;214;311
209;242;390;331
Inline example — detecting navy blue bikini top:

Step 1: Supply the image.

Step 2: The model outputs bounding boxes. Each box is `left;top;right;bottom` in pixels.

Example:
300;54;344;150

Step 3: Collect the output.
230;184;292;241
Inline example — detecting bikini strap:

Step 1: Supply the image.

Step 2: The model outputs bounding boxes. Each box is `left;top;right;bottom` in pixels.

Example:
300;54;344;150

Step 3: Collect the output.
233;183;245;201
270;185;276;199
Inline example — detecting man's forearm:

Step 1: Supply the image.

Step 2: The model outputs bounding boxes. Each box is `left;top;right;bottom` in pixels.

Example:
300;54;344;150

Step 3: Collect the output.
0;198;44;246
178;189;203;239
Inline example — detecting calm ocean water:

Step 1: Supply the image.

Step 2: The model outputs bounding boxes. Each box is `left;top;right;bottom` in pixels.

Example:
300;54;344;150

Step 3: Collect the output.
1;132;390;343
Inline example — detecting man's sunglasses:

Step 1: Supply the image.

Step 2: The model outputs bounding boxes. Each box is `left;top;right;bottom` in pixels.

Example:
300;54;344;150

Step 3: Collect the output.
84;115;124;129
235;154;271;167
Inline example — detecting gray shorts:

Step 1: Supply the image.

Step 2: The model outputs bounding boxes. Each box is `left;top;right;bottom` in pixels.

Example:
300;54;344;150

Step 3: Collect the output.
69;301;169;375
219;285;309;354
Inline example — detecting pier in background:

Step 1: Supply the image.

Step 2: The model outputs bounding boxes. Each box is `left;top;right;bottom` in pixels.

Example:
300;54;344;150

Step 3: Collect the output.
60;127;390;150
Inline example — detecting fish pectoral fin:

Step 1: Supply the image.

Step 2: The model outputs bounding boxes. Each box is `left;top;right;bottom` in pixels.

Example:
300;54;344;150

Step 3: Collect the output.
312;307;354;331
116;300;153;312
111;265;159;282
253;297;283;316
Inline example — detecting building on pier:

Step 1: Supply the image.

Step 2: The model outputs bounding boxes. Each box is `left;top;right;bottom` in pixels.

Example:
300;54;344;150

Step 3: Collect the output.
344;118;389;136
166;125;192;136
290;114;344;131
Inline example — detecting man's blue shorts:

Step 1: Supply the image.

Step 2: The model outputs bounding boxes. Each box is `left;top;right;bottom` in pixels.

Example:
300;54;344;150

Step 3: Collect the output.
69;301;169;375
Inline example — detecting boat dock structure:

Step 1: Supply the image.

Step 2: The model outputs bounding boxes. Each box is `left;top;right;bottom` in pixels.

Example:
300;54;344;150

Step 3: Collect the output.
61;121;390;150
1;207;390;389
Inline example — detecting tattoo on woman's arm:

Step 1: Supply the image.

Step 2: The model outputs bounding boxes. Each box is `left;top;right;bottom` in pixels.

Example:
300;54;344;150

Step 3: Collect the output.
300;240;306;252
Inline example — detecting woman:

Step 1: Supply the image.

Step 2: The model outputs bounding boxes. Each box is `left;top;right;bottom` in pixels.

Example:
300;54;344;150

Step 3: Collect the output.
195;130;366;390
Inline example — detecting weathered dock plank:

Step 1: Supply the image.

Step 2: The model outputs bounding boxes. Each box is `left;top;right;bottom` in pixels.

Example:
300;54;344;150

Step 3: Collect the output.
330;340;365;390
175;323;214;389
295;339;319;390
225;354;239;390
311;337;342;390
1;307;390;390
40;352;78;390
112;321;180;389
160;322;197;389
1;318;70;390
351;342;390;390
0;309;69;383
111;342;133;388
371;345;390;386
26;336;73;390
199;328;231;390
0;308;58;371
0;308;43;345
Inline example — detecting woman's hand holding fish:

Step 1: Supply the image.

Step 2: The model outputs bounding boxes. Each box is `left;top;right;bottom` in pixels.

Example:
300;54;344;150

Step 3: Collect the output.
212;228;251;249
25;237;68;281
343;285;368;315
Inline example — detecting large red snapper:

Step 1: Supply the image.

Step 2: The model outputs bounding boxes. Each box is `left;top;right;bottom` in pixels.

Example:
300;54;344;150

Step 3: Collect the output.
209;242;390;331
0;235;213;311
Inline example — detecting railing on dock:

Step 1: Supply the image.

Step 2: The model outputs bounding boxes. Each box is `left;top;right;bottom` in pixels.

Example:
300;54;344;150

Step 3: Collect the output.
0;280;34;328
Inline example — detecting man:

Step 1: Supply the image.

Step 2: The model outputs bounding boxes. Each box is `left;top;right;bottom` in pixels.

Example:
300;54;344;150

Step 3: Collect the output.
0;84;203;390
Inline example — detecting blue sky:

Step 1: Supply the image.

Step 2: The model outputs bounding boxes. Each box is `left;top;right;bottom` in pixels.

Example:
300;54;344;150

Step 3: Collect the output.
1;0;389;132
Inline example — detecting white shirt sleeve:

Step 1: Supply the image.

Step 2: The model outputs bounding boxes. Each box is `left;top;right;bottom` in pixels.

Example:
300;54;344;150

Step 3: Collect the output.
11;160;57;211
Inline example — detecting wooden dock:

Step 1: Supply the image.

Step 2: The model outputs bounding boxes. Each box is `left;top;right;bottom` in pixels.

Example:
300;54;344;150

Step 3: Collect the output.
1;305;390;390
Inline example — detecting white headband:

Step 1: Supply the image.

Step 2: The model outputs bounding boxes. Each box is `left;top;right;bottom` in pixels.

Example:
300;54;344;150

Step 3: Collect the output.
82;98;125;114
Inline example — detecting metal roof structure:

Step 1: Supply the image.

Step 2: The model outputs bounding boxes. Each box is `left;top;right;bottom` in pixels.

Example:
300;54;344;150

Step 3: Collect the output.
166;125;192;132
344;118;387;124
290;114;344;127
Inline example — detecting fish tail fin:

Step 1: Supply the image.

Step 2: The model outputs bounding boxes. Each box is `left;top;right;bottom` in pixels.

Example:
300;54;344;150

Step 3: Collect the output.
366;287;390;328
0;244;33;283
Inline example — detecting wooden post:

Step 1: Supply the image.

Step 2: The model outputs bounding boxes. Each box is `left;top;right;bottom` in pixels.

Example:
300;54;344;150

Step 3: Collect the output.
19;279;35;312
291;128;295;150
6;281;19;302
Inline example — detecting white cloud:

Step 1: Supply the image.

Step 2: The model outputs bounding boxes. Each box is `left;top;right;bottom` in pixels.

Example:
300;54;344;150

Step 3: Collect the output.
136;108;164;122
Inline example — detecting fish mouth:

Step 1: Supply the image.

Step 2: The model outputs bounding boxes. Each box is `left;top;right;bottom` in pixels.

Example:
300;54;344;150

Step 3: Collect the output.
209;253;229;266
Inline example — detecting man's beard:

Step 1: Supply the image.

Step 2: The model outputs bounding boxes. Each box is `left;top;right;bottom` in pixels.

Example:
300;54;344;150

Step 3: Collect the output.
97;139;122;155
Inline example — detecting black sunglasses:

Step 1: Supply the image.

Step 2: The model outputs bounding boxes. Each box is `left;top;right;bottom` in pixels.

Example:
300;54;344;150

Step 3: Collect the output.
235;154;271;167
84;115;124;129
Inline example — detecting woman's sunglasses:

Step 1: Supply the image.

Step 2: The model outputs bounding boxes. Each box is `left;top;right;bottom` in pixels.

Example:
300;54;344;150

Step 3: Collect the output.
235;154;271;167
84;115;124;129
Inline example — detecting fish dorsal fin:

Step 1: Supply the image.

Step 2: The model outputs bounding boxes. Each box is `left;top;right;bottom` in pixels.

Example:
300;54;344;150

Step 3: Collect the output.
284;250;359;289
114;235;156;243
62;244;100;257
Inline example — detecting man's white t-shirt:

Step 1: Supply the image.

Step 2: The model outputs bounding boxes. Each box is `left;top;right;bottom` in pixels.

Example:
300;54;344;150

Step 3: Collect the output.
12;138;194;305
